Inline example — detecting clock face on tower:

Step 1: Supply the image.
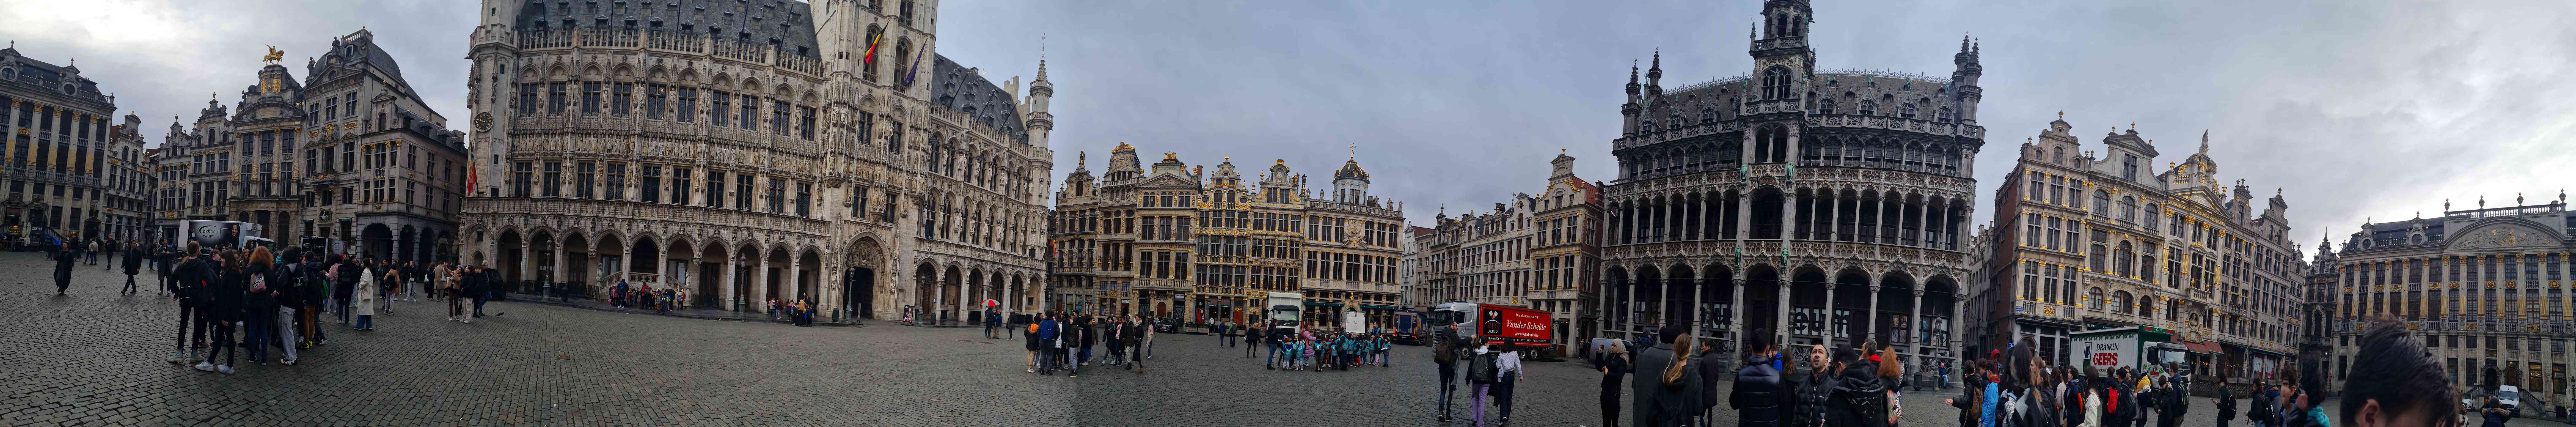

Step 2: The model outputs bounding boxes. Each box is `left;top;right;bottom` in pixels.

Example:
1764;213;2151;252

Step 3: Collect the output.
474;112;492;133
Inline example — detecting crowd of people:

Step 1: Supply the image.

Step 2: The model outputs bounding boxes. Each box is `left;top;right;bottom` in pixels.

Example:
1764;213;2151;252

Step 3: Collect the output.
45;238;500;374
1022;311;1157;377
1562;316;2453;427
1424;321;1526;426
1256;326;1396;372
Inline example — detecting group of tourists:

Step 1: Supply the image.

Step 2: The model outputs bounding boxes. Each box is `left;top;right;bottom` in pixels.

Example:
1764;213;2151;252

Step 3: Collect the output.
608;280;685;315
52;236;505;374
1425;322;1524;426
1257;327;1395;372
49;238;154;295
1025;311;1155;377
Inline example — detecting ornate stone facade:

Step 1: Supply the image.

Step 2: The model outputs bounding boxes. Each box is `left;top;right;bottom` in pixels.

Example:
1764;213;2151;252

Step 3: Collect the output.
2327;195;2574;404
1418;151;1602;355
459;0;1055;323
1599;0;1980;371
1980;116;2305;387
1;44;147;245
1051;145;1404;328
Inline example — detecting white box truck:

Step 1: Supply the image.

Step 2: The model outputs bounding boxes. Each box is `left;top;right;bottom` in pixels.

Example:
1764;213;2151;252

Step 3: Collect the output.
1266;292;1304;336
179;220;266;250
2071;325;2189;373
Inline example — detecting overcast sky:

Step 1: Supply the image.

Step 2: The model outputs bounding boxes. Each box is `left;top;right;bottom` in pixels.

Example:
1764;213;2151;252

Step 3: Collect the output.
10;0;2574;254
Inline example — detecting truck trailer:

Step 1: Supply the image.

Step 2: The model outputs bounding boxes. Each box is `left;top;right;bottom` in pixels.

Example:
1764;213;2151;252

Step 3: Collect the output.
2071;325;2189;374
1433;302;1553;351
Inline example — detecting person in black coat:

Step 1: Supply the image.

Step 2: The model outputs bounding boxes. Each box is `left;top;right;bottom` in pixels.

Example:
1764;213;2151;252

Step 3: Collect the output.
53;243;78;294
1730;334;1787;427
2214;373;2238;427
1698;341;1725;426
1826;348;1888;427
120;243;145;294
1599;340;1634;427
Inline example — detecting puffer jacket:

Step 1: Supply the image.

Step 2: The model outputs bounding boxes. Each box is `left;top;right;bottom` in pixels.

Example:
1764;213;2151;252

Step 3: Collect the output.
1730;355;1788;427
1798;367;1840;427
1827;362;1889;427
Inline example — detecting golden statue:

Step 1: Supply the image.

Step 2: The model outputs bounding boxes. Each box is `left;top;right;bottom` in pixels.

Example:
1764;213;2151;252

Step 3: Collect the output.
262;45;283;64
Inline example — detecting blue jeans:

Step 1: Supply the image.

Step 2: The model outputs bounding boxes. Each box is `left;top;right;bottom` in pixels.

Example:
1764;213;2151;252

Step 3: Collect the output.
243;317;269;362
474;290;490;316
1437;362;1457;415
1267;343;1281;366
356;314;373;330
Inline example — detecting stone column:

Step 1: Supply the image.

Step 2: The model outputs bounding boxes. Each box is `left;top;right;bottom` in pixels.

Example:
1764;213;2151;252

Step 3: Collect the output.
1623;268;1639;336
1825;192;1842;241
1729;271;1748;358
722;254;739;312
1822;283;1838;346
753;255;771;313
1775;279;1793;347
1909;289;1927;355
1951;297;1967;360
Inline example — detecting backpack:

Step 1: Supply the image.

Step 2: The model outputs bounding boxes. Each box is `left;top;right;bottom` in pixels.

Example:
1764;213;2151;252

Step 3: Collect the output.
1466;352;1496;384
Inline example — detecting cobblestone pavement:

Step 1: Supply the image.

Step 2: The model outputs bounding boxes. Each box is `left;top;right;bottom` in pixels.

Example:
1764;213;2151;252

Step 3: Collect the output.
0;252;1071;426
1058;332;2569;427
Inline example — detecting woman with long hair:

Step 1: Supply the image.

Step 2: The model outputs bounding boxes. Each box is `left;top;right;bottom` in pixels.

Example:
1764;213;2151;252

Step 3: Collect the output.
1655;333;1700;427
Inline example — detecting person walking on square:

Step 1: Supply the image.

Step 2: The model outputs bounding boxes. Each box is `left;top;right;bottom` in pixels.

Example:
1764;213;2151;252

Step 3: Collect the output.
376;261;398;316
446;263;467;322
1245;325;1262;359
1466;343;1499;427
121;242;145;294
86;239;100;265
240;248;275;365
197;250;243;374
167;242;208;364
1129;316;1151;374
53;242;78;294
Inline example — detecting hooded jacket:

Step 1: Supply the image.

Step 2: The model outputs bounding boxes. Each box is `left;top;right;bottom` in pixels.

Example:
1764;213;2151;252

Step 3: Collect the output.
1730;354;1787;427
1828;361;1890;427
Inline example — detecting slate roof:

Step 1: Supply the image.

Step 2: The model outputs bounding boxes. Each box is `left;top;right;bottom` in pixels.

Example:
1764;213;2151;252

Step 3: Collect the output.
0;46;113;107
517;0;820;58
930;54;1027;144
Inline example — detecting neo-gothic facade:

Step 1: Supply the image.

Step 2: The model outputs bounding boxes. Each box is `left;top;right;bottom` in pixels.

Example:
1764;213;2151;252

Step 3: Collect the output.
1977;119;2305;388
2326;195;2574;406
1051;144;1405;328
1599;0;1981;371
459;0;1055;323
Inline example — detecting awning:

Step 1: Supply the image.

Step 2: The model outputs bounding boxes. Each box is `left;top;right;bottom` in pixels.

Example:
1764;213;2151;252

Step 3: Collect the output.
1302;301;1341;307
2182;340;2221;355
1359;304;1400;311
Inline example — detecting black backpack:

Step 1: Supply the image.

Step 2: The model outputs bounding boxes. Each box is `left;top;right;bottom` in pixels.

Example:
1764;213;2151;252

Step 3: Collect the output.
1466;351;1496;384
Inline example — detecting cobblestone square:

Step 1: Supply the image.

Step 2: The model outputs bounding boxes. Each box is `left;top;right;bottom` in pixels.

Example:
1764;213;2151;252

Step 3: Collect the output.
0;252;1072;426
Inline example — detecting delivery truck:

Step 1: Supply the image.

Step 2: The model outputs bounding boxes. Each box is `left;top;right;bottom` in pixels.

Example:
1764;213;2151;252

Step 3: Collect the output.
1391;310;1423;345
1266;292;1304;336
2071;325;2189;373
179;220;266;250
1434;302;1553;351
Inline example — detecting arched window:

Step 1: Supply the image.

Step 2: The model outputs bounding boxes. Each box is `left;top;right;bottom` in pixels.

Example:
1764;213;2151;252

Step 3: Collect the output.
1936;107;1953;122
2120;196;2139;222
863;25;886;82
2089;288;2105;310
2144;204;2161;229
2092;190;2110;212
1900;103;1918;119
1762;67;1791;100
2113;291;2133;314
1857;100;1876;116
2051;146;2063;163
1819;99;1837;114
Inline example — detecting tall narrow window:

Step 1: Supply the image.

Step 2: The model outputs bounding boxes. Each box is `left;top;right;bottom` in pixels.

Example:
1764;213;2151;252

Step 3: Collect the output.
735;174;753;210
771;100;791;135
581;81;602;114
704;171;725;208
644;85;667;120
675;88;697;123
518;84;539;116
709;92;731;127
547;82;568;114
794;182;812;217
574;162;596;198
670;168;692;204
611;83;633;117
1761;67;1791;99
797;106;817;140
739;97;758;130
640;165;661;202
510;162;533;196
853;187;870;218
766;177;786;213
541;162;563;197
604;163;626;200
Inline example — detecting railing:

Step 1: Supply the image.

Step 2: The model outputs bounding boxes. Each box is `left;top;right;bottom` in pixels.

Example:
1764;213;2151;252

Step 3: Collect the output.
577;29;640;48
647;31;706;53
711;39;770;63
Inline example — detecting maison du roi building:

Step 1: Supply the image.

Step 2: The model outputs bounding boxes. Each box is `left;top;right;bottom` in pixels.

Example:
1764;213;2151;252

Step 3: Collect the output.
1050;144;1405;328
1;44;156;246
1598;0;1978;371
459;0;1055;324
152;30;470;261
1974;118;2307;392
2323;195;2575;404
1414;151;1603;355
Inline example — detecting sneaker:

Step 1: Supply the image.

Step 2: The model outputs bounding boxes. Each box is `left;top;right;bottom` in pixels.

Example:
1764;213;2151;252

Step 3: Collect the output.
1027;368;1036;373
166;356;183;364
281;359;296;366
194;362;215;372
218;365;234;374
462;319;470;324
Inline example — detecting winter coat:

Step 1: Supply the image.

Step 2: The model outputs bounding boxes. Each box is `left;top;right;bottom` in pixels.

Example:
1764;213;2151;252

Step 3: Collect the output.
1729;355;1788;427
1796;368;1839;427
2082;389;2103;427
123;248;145;274
1599;353;1632;402
353;269;379;316
1828;362;1890;427
1700;353;1727;413
1630;343;1700;427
